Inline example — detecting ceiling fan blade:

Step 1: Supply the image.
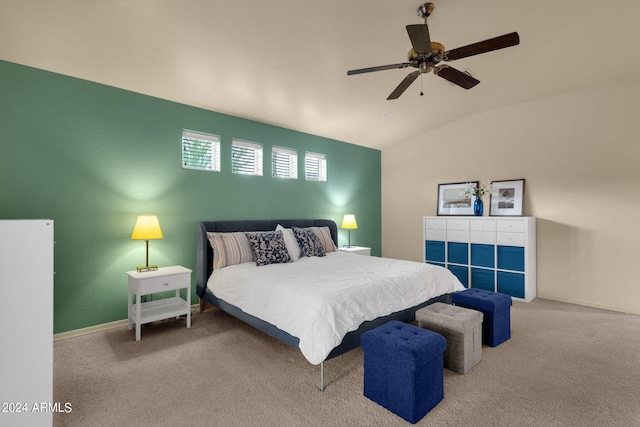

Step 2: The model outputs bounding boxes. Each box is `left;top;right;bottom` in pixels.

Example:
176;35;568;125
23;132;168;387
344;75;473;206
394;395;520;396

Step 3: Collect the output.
387;71;420;100
406;24;432;55
434;66;480;89
347;63;411;75
443;32;520;61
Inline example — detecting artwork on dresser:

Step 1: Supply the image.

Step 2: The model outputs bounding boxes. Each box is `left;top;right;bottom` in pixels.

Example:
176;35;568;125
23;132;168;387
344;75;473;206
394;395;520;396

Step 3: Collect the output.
437;181;478;216
489;179;525;216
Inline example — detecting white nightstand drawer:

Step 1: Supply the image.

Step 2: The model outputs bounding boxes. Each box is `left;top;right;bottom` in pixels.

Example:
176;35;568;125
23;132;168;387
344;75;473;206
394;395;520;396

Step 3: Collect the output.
497;232;525;246
447;219;469;231
470;230;496;244
132;274;189;294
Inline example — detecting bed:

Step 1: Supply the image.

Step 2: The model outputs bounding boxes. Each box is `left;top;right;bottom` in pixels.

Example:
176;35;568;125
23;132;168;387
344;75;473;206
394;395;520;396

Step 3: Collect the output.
195;219;464;389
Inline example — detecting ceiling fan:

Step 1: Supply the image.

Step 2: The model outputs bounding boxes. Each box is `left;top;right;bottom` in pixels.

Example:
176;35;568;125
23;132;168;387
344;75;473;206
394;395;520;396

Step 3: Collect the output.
347;2;520;100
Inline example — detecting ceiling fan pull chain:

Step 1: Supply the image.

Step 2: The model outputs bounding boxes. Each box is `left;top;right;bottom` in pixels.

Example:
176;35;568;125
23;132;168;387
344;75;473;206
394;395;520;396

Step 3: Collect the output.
420;74;424;96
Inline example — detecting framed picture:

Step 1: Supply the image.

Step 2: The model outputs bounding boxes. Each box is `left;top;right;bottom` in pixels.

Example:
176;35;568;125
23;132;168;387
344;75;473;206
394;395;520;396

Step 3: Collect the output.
437;181;477;216
489;179;525;216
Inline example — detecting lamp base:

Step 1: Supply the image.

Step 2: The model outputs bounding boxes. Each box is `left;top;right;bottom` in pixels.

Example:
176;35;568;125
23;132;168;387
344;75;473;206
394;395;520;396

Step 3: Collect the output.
136;265;158;272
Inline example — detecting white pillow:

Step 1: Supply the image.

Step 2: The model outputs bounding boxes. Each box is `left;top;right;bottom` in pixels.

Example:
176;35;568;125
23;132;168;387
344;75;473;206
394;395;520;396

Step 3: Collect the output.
276;224;301;261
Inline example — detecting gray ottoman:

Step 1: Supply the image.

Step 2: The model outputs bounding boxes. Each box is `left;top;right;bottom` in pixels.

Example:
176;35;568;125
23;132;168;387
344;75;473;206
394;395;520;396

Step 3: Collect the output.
416;303;483;374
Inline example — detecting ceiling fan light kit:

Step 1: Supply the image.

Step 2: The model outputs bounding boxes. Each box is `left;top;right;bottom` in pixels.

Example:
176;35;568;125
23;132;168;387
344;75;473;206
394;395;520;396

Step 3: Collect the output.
347;2;520;100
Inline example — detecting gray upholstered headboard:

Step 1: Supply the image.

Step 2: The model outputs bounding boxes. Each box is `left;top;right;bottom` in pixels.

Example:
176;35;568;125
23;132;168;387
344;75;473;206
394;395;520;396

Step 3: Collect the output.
195;219;338;298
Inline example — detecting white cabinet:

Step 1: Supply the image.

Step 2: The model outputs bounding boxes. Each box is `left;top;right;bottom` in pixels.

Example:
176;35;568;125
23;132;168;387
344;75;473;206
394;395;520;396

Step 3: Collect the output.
127;266;192;341
424;216;536;302
0;220;54;426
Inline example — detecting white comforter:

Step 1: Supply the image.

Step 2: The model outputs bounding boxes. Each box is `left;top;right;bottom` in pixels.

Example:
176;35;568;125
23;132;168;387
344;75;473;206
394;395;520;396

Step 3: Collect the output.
207;251;464;364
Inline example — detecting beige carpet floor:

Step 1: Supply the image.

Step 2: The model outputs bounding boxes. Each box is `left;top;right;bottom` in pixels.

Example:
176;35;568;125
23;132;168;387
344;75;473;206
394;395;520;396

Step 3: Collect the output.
53;298;640;426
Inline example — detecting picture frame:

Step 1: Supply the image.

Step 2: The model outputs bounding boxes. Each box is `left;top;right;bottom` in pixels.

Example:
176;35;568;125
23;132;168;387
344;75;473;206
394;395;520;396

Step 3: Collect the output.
489;179;525;216
437;181;477;216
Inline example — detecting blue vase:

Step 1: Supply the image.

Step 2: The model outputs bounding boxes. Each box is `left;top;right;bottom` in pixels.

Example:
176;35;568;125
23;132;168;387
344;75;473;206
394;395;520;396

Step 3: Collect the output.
474;198;484;216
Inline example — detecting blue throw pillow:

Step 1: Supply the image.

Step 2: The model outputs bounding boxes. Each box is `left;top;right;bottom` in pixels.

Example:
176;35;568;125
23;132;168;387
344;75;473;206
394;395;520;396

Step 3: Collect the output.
245;230;291;266
292;227;326;257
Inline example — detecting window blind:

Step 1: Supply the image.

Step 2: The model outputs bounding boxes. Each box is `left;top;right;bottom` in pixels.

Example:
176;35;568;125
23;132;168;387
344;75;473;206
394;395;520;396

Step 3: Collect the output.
232;139;263;176
272;146;298;179
305;152;327;182
182;130;220;172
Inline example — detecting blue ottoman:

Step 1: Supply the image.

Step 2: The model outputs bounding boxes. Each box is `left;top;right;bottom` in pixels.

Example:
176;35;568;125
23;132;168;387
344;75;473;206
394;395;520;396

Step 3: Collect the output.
452;288;512;347
361;320;447;424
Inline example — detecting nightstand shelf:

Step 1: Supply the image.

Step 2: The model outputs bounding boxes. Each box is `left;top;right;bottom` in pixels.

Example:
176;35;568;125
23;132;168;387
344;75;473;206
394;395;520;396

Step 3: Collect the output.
127;265;192;341
128;297;190;324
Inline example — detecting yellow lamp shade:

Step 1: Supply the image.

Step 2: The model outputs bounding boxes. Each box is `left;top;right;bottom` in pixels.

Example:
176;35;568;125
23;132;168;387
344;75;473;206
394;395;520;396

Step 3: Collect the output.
341;214;358;230
131;215;163;240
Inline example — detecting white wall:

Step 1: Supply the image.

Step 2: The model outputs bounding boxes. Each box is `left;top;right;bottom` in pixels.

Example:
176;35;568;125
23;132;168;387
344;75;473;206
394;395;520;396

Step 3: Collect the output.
382;78;640;315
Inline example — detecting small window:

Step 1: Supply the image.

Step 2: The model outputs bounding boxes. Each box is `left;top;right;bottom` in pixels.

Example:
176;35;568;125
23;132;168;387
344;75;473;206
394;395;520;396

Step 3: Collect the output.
182;130;220;172
272;147;298;179
305;152;327;182
232;139;263;176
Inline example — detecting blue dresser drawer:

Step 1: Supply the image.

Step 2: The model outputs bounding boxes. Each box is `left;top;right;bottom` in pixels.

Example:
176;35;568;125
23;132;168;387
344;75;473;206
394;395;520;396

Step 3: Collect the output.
471;268;495;292
425;240;445;263
471;244;494;268
497;271;525;298
497;245;525;272
448;242;468;265
448;265;469;288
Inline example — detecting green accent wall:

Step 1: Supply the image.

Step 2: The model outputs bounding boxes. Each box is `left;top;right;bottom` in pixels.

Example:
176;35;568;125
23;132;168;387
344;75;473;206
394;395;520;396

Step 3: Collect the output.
0;60;381;334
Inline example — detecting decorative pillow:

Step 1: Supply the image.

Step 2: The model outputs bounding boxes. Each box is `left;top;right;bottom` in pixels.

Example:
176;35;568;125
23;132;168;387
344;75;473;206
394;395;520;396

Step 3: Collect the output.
311;226;337;253
207;232;255;269
245;230;291;266
276;224;301;262
293;227;326;257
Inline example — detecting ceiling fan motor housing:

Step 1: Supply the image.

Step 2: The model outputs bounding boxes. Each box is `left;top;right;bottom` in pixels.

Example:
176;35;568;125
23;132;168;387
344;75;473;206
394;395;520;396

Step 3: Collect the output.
408;42;445;67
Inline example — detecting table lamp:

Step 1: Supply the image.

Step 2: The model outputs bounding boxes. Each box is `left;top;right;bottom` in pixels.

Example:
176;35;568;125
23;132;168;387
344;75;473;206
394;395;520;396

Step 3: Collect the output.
341;214;358;248
131;214;163;272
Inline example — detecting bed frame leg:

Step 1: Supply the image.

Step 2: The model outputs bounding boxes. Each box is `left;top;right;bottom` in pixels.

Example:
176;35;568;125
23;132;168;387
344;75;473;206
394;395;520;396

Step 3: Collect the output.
320;362;325;391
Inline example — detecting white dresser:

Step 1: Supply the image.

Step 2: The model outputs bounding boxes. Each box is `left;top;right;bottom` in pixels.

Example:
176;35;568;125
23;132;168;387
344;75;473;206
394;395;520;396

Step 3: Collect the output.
423;216;536;302
0;220;54;426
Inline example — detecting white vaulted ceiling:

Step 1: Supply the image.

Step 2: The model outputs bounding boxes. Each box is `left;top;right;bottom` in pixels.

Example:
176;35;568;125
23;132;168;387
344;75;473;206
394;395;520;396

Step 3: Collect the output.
1;0;639;149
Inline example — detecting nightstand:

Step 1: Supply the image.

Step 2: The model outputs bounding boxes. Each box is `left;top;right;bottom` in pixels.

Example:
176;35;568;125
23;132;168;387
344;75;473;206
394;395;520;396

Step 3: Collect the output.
339;246;371;256
127;265;192;341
